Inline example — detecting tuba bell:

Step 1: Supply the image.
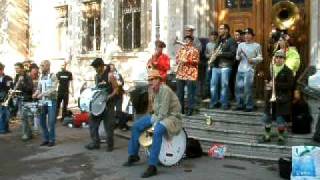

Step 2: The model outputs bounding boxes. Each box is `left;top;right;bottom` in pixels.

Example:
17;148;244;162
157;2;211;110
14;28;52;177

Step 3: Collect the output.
272;1;300;30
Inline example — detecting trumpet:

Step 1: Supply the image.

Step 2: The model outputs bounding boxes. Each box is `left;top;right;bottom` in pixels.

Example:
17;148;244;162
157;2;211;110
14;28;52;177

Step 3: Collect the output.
174;39;187;46
208;43;222;66
269;56;277;102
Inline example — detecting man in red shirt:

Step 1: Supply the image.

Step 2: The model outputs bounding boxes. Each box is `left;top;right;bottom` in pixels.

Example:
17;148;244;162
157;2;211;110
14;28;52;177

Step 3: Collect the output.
147;40;170;82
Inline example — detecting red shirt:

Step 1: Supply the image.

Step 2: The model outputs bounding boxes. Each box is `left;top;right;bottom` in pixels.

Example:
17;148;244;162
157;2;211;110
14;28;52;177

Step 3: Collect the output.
147;53;170;81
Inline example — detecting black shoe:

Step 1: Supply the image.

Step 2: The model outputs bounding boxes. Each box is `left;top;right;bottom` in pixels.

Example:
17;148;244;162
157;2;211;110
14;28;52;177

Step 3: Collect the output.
186;109;193;116
85;143;100;150
222;105;230;110
48;142;55;147
40;141;49;146
123;155;140;167
209;103;221;109
244;108;253;112
141;165;157;178
232;106;244;111
106;146;113;152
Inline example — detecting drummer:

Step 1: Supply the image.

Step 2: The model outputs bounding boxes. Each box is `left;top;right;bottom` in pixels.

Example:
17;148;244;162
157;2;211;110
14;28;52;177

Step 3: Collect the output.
123;69;182;178
85;58;118;152
14;62;34;141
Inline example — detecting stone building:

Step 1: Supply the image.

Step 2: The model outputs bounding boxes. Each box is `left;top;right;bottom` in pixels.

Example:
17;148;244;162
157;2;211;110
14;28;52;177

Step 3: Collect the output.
0;0;320;95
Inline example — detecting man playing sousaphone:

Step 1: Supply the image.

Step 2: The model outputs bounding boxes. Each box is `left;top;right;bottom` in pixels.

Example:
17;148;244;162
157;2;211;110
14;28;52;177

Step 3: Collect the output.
123;69;182;178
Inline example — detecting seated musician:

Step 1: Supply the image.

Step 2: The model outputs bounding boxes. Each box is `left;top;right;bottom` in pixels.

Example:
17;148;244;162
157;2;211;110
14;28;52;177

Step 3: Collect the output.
123;69;182;178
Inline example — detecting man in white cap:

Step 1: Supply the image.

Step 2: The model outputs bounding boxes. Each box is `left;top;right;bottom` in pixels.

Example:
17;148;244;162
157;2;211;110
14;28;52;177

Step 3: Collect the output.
184;25;202;53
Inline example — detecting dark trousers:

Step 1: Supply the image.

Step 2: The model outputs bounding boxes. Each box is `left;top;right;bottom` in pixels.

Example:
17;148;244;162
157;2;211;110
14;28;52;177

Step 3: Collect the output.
57;93;69;119
176;79;197;113
89;103;115;148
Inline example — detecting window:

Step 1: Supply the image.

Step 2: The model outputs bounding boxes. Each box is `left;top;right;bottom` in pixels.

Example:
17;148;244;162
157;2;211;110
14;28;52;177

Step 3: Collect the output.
55;6;68;55
225;0;252;11
119;0;141;51
82;1;101;53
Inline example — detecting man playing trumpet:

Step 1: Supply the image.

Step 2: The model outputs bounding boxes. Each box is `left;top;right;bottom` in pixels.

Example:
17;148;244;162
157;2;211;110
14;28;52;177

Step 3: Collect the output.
260;50;294;145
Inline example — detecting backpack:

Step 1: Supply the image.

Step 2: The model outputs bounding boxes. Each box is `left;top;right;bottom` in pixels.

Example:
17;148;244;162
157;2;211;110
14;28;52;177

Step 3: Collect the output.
185;138;203;158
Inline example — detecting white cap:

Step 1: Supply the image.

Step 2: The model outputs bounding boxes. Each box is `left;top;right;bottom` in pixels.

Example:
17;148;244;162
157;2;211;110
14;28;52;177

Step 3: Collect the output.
184;25;195;30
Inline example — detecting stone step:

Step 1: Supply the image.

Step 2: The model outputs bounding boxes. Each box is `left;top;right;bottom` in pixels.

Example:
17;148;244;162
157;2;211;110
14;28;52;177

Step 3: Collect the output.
182;118;314;143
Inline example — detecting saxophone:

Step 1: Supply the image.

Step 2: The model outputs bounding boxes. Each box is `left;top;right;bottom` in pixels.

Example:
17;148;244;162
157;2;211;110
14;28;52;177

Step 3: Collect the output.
208;43;223;67
2;76;23;107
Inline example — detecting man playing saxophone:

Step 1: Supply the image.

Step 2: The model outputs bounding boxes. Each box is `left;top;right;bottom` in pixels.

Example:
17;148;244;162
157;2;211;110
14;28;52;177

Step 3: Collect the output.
260;50;294;145
209;24;237;110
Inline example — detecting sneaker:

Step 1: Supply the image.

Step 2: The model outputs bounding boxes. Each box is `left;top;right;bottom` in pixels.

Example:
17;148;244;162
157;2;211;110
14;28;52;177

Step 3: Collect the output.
259;134;271;143
141;165;157;178
123;155;140;167
277;135;286;145
85;143;100;150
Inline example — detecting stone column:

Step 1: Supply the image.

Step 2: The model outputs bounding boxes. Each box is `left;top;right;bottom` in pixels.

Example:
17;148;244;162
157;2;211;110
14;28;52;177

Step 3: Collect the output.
310;0;320;68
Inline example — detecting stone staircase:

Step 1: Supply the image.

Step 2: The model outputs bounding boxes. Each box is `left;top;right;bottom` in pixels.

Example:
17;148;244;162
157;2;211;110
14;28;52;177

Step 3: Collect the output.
115;101;320;161
183;108;317;161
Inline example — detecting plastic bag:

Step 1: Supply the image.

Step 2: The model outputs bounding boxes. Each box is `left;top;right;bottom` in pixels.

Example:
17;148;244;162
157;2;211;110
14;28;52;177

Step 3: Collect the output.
291;146;320;180
208;144;226;159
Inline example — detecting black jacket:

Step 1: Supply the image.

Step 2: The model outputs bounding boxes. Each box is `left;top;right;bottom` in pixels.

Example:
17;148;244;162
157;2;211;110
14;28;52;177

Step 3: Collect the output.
0;75;13;102
274;65;294;116
215;35;237;68
14;74;33;102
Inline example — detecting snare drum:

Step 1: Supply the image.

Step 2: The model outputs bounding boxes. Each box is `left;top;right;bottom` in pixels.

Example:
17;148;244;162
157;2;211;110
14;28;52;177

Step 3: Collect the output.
79;88;107;116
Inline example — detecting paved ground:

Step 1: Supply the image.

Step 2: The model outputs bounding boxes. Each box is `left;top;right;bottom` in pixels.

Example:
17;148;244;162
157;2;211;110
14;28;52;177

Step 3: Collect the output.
0;122;284;180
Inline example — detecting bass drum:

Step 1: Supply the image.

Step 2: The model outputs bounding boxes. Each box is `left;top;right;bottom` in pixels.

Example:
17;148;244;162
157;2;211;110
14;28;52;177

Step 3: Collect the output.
146;129;187;166
79;88;107;116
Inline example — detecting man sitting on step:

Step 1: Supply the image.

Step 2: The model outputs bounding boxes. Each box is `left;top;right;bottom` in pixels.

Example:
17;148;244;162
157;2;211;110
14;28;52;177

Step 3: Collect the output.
123;69;182;178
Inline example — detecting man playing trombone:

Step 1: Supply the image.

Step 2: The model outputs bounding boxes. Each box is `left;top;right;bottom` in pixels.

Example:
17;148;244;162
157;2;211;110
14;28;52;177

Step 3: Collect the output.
260;50;294;145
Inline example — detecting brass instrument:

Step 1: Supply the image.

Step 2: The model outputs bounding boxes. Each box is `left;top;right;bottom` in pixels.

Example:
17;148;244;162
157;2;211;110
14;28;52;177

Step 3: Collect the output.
270;57;277;102
174;39;187;46
2;76;23;106
139;127;154;148
208;43;222;67
272;1;300;30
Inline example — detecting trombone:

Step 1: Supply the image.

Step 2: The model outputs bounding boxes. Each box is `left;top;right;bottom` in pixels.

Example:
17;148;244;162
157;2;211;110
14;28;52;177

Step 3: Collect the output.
269;56;277;102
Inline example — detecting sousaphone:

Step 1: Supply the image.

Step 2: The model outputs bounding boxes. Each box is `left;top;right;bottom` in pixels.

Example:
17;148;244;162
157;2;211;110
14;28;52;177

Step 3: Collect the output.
272;0;300;30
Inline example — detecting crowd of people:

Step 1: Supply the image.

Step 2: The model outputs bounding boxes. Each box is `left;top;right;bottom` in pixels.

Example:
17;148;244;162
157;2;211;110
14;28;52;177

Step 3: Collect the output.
0;23;314;178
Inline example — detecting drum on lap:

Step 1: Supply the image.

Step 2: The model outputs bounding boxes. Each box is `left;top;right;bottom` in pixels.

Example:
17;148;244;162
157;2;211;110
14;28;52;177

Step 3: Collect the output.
139;128;187;166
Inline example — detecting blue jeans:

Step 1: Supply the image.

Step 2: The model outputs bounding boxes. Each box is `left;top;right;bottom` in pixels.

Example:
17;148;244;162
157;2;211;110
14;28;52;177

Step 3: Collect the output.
210;67;232;107
261;113;286;130
0;106;10;133
235;70;255;109
128;115;167;166
39;100;57;143
176;79;197;111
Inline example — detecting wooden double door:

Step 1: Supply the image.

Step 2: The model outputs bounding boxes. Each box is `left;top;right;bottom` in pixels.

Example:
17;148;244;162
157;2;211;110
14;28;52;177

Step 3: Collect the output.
214;0;310;96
